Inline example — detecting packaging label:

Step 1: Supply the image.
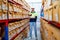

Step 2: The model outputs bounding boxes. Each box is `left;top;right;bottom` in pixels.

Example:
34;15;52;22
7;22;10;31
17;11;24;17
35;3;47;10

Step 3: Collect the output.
44;30;48;37
49;15;52;20
9;6;13;11
55;13;58;21
14;7;18;12
0;5;1;9
2;13;7;19
9;14;12;19
2;4;8;10
46;13;48;20
0;16;2;19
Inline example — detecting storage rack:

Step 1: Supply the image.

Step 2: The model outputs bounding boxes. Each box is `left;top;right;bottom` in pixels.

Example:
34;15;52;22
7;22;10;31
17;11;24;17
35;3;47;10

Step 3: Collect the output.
0;0;30;40
41;0;60;28
40;0;60;40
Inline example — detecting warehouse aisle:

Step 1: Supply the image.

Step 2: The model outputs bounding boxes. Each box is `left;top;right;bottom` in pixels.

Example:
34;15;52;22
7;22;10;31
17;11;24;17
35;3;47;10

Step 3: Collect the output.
24;21;42;40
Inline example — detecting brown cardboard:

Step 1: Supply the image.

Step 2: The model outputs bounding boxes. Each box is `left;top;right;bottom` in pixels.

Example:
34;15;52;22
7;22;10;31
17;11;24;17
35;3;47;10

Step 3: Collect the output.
45;10;49;20
2;2;7;12
0;1;2;19
48;6;53;21
52;4;59;22
59;5;60;23
2;2;8;19
58;1;60;23
40;19;60;40
3;0;7;3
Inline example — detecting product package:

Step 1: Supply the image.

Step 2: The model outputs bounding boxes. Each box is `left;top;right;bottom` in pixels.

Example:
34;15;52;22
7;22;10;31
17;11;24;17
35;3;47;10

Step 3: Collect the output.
52;2;59;22
0;0;3;20
8;3;13;19
44;9;49;20
59;5;60;23
2;1;8;19
48;6;53;21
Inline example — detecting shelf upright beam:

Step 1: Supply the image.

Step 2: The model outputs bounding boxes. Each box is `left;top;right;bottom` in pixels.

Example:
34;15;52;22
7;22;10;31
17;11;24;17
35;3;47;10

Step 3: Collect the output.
2;20;9;40
5;20;9;40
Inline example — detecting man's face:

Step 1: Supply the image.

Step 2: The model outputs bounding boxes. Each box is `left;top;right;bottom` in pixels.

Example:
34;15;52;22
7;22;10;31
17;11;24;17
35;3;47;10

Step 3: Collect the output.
31;8;35;11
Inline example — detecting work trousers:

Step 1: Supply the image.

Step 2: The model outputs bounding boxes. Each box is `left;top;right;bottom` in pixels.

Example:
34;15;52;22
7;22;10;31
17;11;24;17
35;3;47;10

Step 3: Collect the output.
29;22;37;38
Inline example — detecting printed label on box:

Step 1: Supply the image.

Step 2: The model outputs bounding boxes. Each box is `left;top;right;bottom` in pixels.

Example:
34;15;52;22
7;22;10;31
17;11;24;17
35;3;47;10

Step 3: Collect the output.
2;13;7;19
55;13;58;21
0;5;1;9
49;15;52;20
9;6;13;11
2;4;7;10
46;13;48;20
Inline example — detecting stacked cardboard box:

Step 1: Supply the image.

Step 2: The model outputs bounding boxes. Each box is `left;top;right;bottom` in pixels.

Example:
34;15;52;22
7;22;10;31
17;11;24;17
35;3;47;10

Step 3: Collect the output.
48;6;53;21
0;0;30;40
40;19;60;40
0;0;30;20
40;0;60;40
43;0;60;23
8;19;30;40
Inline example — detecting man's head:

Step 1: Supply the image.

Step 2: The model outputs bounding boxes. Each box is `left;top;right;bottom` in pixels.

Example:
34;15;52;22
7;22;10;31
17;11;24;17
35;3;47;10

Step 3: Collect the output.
31;8;35;13
31;8;35;11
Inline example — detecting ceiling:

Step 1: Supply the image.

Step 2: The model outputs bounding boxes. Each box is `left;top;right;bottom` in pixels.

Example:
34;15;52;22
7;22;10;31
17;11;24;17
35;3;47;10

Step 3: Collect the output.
25;0;42;12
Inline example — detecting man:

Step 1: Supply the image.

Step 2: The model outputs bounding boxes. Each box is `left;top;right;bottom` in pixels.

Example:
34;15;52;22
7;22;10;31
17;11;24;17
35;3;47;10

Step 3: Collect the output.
29;8;38;39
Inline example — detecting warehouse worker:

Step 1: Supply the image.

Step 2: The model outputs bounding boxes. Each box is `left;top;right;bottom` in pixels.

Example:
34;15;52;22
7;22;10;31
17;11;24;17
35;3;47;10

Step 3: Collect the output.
29;8;38;39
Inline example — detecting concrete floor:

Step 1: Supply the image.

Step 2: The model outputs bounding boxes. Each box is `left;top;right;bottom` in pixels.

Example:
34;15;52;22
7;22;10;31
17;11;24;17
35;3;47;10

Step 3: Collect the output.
24;21;42;40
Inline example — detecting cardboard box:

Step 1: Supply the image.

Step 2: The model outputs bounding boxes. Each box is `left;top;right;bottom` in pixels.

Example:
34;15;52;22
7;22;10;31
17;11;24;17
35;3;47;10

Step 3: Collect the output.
59;6;60;23
44;9;49;20
48;6;53;21
58;1;60;23
0;1;2;20
52;1;59;22
3;0;7;3
44;10;46;19
2;2;8;12
2;2;8;19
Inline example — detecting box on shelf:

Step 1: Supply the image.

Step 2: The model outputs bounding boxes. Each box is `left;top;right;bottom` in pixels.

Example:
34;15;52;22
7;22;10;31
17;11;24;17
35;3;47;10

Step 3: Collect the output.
2;2;8;19
0;1;2;20
8;3;13;19
51;0;58;4
59;6;60;23
48;6;53;21
44;0;52;9
3;0;7;3
44;9;49;20
40;19;60;40
52;1;59;22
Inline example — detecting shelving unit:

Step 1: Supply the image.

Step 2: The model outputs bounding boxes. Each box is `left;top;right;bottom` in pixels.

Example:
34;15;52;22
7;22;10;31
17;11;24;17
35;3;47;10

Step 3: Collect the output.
40;0;60;40
0;0;30;40
40;18;60;40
